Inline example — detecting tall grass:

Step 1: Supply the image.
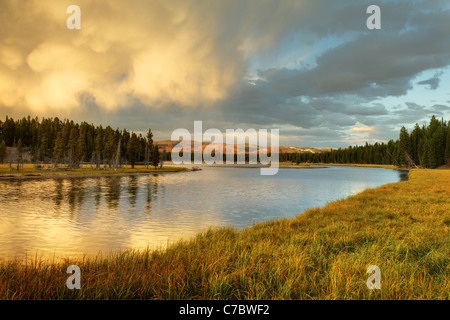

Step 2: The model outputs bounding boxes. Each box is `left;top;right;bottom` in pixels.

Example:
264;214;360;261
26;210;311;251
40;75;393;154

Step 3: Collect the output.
0;169;448;299
0;163;186;176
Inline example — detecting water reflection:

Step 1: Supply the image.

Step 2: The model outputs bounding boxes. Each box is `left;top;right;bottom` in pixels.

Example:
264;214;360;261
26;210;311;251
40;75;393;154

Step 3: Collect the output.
145;176;156;214
105;176;122;209
70;179;85;214
94;178;102;209
0;166;405;261
53;180;64;208
128;176;138;208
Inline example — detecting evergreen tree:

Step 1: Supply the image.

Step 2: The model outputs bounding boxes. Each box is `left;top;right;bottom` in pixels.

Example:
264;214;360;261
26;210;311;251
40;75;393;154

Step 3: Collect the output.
398;126;410;166
16;138;23;169
68;127;79;167
39;135;47;162
0;140;6;163
1;114;448;170
121;129;130;162
127;132;139;168
410;123;422;165
423;138;432;168
76;131;87;165
435;126;447;165
146;129;153;168
53;130;65;166
103;128;116;168
445;126;450;165
94;126;104;168
2;116;15;146
418;139;425;167
151;144;160;169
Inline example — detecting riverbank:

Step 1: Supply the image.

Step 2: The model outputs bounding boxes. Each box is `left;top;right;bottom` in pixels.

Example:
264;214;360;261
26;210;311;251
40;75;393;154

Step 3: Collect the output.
210;163;327;169
282;162;410;170
0;164;187;179
0;169;448;299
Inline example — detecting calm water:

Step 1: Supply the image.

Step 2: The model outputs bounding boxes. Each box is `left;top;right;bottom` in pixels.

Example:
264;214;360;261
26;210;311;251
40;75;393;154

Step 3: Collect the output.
0;166;407;260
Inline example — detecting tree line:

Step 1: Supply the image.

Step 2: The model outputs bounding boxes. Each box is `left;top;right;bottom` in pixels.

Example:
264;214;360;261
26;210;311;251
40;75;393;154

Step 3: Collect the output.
0;115;448;169
0;116;164;169
282;116;450;168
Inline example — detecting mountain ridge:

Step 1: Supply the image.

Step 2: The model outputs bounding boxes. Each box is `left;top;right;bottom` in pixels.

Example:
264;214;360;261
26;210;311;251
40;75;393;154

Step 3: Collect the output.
155;140;331;154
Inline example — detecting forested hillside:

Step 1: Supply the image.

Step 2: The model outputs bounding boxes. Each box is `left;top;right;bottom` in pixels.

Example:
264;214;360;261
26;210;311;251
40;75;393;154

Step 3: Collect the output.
282;116;450;168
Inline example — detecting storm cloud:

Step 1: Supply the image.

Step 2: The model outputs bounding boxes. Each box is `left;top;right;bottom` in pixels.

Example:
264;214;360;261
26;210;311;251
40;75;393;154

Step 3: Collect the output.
0;0;449;148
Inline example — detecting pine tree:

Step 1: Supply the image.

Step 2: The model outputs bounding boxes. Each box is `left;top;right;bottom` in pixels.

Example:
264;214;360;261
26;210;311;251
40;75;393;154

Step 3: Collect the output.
39;135;47;162
94;127;103;169
424;138;433;168
121;129;130;162
410;123;422;165
114;137;121;169
16;138;23;169
146;129;153;168
398;126;410;166
53;130;65;167
103;128;116;168
68;127;79;168
151;144;160;169
2;116;15;146
127;133;139;169
430;126;447;168
0;140;6;163
445;126;450;165
76;131;87;166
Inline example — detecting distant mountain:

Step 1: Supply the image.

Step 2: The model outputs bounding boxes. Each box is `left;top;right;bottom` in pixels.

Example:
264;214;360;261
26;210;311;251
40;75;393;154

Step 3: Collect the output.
155;140;330;154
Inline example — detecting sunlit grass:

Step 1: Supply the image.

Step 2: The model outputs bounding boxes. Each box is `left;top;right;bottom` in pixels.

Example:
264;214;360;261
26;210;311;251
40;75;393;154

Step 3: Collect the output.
0;163;187;176
303;163;404;170
0;169;448;299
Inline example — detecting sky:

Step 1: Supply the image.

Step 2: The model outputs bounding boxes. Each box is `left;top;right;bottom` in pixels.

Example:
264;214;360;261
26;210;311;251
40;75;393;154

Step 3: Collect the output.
0;0;449;148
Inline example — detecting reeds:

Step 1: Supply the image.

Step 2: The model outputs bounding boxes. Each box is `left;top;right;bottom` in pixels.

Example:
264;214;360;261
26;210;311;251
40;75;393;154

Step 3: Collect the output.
0;169;448;299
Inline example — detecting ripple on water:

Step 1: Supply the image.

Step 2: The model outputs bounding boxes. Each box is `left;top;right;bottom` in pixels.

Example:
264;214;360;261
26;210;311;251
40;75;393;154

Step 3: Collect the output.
0;166;404;260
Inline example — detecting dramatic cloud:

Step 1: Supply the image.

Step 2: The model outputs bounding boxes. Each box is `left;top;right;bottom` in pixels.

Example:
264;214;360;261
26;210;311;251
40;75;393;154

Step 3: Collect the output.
0;0;449;148
0;0;311;112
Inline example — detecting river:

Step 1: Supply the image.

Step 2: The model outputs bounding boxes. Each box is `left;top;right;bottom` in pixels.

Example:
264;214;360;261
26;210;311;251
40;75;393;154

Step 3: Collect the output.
0;165;407;261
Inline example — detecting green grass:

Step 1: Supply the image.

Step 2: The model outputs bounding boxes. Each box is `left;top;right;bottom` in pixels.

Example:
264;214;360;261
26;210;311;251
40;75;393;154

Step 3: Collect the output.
0;169;448;299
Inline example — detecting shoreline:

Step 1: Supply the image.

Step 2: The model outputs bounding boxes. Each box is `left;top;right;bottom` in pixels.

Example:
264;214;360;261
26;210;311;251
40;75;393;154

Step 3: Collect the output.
307;163;411;170
0;162;406;179
209;164;327;169
0;166;188;180
0;169;448;299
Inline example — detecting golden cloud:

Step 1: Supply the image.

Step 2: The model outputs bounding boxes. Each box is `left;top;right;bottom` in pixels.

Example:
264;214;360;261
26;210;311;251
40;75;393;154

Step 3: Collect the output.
0;0;254;113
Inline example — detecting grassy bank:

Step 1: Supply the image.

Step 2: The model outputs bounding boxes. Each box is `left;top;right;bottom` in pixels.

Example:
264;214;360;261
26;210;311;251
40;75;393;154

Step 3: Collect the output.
286;162;407;170
0;163;187;178
0;169;449;299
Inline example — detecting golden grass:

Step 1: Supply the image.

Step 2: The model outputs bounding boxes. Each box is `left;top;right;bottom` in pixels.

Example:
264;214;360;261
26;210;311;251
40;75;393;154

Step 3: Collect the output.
304;163;404;170
0;169;448;299
0;163;187;177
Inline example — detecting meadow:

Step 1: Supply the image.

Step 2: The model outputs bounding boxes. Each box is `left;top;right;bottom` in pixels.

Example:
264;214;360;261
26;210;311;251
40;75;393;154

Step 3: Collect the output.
0;169;448;299
0;163;186;178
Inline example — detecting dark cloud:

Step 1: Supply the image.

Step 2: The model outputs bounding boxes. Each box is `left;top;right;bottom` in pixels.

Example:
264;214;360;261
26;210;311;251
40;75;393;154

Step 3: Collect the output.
259;9;450;100
430;104;450;111
1;0;449;148
417;71;444;89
